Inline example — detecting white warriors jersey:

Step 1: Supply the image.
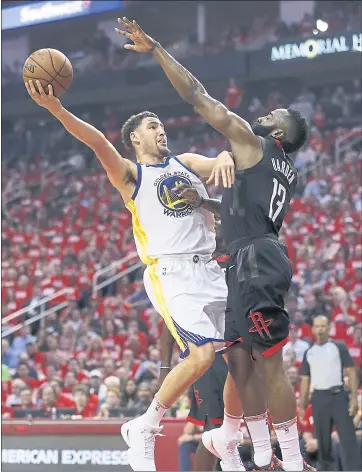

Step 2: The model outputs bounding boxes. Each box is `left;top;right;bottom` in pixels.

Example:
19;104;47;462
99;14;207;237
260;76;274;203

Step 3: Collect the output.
126;156;216;264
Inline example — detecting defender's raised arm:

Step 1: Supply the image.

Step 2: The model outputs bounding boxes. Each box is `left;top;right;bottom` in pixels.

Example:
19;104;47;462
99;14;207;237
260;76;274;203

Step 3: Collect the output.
115;18;261;170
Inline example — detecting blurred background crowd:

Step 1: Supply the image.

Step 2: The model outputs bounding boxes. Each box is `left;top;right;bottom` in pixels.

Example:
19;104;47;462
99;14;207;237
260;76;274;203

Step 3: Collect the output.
2;0;361;84
1;0;361;470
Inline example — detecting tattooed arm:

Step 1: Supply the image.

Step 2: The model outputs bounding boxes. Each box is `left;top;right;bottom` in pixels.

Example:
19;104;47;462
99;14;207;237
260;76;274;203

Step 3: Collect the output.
115;18;261;172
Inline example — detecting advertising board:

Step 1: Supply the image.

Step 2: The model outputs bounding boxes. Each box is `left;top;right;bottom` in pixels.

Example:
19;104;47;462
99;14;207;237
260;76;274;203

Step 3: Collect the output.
2;1;124;30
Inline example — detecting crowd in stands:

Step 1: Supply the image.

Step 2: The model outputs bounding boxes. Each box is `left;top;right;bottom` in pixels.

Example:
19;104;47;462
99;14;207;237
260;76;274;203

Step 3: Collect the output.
2;0;361;84
1;70;361;469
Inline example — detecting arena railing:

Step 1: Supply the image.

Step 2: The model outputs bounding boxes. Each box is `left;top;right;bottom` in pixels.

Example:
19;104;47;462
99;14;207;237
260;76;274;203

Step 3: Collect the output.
1;288;73;327
1;256;144;339
91;251;143;296
1;302;69;339
335;126;362;164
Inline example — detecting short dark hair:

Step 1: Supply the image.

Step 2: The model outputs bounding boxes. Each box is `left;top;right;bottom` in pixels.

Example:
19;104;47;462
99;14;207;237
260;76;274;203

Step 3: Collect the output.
281;108;309;154
121;111;158;149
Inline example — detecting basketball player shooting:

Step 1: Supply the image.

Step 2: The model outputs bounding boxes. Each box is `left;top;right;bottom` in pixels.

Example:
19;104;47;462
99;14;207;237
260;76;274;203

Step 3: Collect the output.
25;80;243;471
116;18;315;472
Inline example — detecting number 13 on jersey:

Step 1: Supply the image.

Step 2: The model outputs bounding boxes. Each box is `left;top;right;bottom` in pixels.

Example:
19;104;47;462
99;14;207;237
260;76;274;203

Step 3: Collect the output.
269;178;286;222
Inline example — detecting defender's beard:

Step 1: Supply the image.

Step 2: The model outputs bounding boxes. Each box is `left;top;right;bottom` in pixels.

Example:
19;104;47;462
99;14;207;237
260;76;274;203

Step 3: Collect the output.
251;123;274;137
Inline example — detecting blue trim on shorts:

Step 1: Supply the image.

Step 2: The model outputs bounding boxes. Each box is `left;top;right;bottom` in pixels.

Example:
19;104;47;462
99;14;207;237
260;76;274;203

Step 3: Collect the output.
173;319;224;359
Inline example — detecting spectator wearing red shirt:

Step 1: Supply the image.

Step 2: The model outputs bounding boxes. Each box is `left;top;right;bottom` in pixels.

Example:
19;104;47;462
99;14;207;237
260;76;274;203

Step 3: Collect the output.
347;323;362;367
312;105;325;128
14;362;40;390
25;342;45;370
72;385;97;418
49;264;71;297
4;288;22;318
103;357;116;378
120;349;141;379
63;358;88;383
84;336;109;371
286;366;301;401
40;385;57;416
225;78;243;110
62;371;78;397
49;379;76;409
15;275;33;304
291;311;313;341
102;320;124;353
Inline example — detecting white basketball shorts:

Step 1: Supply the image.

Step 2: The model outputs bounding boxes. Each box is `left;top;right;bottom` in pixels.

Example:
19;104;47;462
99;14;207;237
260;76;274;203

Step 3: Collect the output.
143;254;227;358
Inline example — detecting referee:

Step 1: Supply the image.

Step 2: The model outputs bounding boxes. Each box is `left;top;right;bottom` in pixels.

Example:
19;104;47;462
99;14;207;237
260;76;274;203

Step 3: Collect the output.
300;315;361;471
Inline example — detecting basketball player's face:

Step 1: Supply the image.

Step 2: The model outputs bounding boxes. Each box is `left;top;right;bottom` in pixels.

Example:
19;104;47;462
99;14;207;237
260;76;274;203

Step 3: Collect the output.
251;109;287;140
137;117;170;158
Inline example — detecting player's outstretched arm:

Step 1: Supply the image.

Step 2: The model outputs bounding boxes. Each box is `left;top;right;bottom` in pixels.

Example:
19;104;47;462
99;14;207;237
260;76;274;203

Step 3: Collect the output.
115;18;261;170
25;80;136;200
178;151;235;188
173;183;221;218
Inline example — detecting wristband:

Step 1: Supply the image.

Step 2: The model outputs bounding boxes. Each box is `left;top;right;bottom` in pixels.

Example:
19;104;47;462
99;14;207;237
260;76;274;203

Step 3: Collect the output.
195;197;204;208
160;366;171;369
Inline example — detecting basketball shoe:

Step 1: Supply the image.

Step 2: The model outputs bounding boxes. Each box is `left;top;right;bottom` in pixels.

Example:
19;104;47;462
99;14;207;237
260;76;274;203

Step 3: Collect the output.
121;417;163;471
202;427;245;471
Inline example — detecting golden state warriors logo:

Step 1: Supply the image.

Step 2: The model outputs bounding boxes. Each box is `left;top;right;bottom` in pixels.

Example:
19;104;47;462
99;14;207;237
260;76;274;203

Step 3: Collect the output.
156;174;194;218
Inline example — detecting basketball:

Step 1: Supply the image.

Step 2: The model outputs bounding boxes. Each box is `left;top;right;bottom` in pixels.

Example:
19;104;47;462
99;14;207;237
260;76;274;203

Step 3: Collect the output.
23;48;73;97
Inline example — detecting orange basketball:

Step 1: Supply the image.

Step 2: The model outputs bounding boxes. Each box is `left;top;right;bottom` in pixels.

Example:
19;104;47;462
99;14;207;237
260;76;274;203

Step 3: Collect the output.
23;48;73;97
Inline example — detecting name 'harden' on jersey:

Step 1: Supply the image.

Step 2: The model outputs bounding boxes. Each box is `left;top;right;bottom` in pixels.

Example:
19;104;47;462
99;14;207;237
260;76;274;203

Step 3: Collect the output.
220;136;297;246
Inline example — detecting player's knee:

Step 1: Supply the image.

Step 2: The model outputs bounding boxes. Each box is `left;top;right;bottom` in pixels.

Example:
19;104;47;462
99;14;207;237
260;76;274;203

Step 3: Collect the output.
227;344;248;376
262;349;285;384
188;342;215;375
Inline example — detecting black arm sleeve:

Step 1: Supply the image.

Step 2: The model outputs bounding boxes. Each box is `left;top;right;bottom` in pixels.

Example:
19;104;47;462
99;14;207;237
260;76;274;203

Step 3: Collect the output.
334;340;354;368
299;349;311;376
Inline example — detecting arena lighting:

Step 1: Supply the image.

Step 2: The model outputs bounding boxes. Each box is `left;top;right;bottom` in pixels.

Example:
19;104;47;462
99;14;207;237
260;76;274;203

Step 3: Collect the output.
2;0;124;30
316;19;329;33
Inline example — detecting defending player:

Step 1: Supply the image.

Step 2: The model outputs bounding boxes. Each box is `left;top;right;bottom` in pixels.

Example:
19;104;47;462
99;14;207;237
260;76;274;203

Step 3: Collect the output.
25;80;242;472
115;18;315;472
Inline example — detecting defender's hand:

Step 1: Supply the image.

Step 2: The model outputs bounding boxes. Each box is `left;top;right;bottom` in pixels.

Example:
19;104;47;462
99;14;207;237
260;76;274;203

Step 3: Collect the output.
206;151;235;188
25;80;62;115
172;183;203;208
115;17;157;53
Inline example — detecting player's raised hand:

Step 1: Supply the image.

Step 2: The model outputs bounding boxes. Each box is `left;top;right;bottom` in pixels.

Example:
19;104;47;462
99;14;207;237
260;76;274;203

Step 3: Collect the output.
25;80;62;115
115;17;157;53
206;151;235;188
172;183;203;208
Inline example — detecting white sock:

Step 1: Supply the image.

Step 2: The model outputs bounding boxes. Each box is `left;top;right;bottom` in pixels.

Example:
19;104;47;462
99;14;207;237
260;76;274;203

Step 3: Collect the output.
273;417;303;471
143;396;169;426
221;410;243;435
244;412;272;467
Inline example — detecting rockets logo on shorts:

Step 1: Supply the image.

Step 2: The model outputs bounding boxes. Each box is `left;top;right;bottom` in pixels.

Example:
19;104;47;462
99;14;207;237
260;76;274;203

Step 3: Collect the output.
156;173;194;218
